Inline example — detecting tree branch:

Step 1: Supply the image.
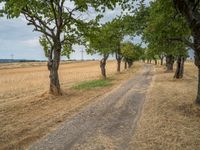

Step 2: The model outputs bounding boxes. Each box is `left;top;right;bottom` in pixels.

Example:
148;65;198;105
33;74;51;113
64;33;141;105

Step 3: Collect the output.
168;37;195;50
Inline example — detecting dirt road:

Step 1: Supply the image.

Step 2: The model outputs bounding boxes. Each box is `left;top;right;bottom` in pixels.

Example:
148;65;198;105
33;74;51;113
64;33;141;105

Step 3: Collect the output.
29;64;153;150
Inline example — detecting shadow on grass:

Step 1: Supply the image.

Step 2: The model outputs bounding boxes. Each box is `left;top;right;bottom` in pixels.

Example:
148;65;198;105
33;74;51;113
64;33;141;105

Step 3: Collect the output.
177;102;200;118
72;78;113;90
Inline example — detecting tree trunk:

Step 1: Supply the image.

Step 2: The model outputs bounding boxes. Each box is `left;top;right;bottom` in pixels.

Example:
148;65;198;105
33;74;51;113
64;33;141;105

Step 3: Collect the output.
196;66;200;105
124;61;127;69
117;58;121;72
48;43;61;95
166;55;174;71
161;58;163;65
154;59;157;65
174;55;185;79
160;56;164;65
194;33;200;105
116;53;122;73
128;61;133;68
100;54;109;79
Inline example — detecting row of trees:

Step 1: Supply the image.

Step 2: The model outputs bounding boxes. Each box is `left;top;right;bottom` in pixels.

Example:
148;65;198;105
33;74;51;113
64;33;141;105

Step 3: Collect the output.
0;0;140;95
1;0;200;105
128;0;200;104
86;18;143;79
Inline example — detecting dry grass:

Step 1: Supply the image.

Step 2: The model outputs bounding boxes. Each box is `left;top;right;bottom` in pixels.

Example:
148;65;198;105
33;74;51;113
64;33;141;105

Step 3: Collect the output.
0;61;142;150
0;61;117;100
130;62;200;150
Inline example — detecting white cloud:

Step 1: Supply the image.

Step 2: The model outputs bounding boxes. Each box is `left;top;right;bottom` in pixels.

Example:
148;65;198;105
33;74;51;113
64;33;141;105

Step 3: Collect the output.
20;37;41;49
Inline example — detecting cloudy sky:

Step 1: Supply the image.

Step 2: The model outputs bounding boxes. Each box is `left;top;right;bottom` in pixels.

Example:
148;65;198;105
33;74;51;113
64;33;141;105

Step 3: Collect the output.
0;2;143;60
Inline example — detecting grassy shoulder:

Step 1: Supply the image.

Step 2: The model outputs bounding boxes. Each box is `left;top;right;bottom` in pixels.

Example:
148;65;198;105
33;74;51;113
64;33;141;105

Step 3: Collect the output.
130;62;200;150
72;78;113;90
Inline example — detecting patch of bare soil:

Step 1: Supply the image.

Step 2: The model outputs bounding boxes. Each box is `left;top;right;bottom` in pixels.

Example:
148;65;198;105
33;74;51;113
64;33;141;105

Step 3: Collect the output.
130;62;200;150
0;62;141;150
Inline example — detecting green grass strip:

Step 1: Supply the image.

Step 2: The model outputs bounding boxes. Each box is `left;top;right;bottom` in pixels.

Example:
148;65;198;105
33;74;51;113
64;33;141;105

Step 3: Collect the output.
73;79;112;90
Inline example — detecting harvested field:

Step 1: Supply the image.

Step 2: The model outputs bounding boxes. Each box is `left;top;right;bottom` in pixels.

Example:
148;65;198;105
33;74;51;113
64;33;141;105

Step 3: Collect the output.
0;61;142;150
0;61;117;100
130;62;200;150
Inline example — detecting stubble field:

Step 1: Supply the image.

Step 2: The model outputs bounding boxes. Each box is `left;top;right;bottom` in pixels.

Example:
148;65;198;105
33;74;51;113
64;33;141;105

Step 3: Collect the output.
0;61;117;100
0;60;141;149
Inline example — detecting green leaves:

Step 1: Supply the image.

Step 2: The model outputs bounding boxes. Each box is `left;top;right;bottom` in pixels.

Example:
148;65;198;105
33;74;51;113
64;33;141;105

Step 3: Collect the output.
121;42;142;61
141;0;190;57
0;0;130;59
86;17;126;57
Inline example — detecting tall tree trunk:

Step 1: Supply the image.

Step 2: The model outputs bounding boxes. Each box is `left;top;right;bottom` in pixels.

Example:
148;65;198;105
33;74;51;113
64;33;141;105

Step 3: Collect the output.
194;33;200;105
160;58;163;65
154;59;157;65
100;54;109;79
128;61;133;68
196;65;200;105
174;55;185;79
124;61;127;69
166;55;175;71
160;55;164;65
117;58;121;72
116;53;122;72
48;43;61;95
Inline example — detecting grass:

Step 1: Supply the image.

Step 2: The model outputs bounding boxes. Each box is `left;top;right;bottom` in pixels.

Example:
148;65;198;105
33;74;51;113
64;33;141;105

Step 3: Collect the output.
73;78;113;90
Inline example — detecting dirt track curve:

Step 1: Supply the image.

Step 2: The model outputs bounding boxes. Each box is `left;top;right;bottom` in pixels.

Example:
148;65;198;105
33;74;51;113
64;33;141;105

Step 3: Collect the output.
29;64;153;150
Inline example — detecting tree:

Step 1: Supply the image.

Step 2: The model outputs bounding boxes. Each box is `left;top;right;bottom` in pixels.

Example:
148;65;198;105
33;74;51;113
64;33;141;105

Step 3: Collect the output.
108;18;125;73
121;42;142;68
138;0;190;73
0;0;125;95
173;48;188;79
86;23;114;79
173;0;200;104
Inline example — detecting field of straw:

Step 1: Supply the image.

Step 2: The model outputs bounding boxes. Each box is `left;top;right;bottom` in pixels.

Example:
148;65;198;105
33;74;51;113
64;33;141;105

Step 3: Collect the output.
130;62;200;150
0;61;117;100
0;61;141;149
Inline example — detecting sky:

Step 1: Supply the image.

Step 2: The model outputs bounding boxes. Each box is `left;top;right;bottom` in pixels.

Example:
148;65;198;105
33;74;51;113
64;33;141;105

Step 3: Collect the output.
0;1;149;60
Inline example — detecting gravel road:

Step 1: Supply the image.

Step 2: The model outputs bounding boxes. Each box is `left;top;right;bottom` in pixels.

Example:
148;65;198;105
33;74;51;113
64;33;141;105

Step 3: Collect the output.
29;64;153;150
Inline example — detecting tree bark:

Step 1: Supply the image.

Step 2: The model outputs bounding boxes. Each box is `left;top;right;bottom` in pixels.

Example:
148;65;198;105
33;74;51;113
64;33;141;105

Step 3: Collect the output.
48;42;62;95
128;61;133;68
154;59;157;65
196;66;200;105
117;58;121;72
166;55;174;71
100;54;109;79
160;58;163;65
124;61;127;69
116;53;122;72
194;33;200;104
159;55;164;65
174;55;185;79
